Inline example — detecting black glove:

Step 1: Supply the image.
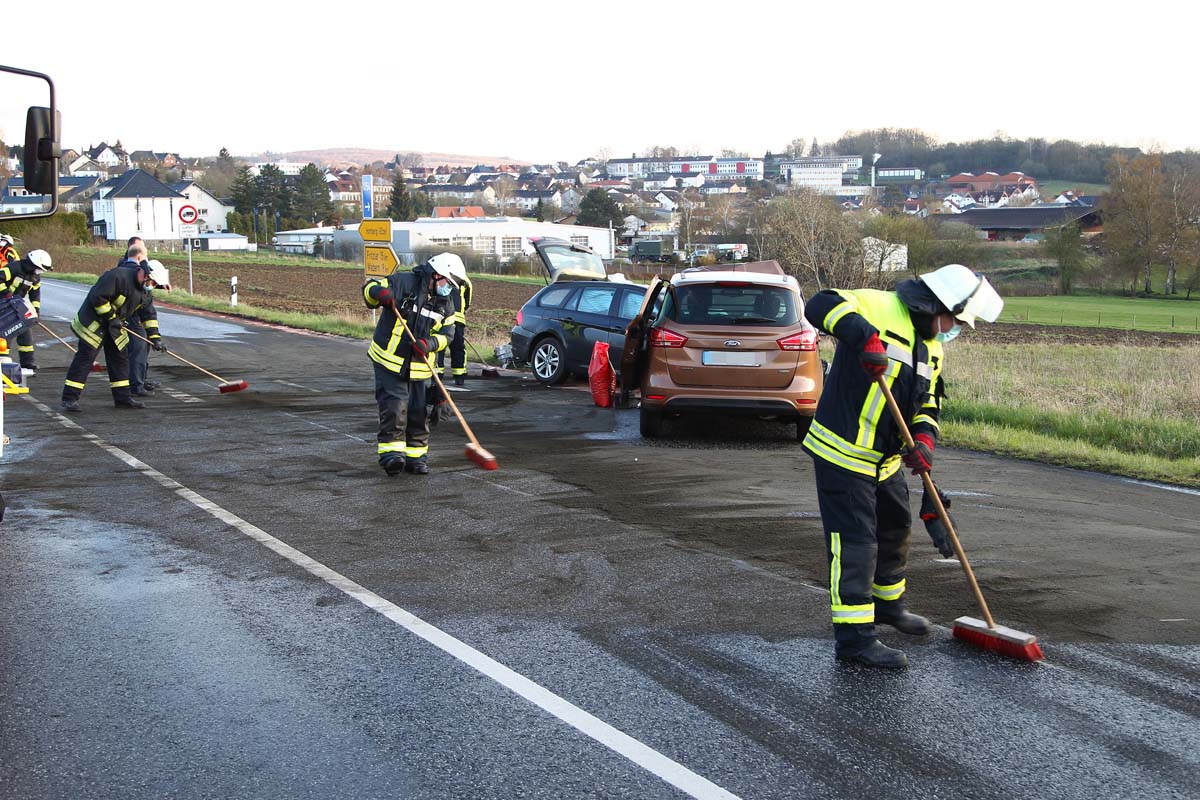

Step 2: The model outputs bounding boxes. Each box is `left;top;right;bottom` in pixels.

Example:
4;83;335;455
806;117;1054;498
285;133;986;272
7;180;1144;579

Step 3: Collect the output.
920;484;956;558
107;318;126;348
151;338;168;353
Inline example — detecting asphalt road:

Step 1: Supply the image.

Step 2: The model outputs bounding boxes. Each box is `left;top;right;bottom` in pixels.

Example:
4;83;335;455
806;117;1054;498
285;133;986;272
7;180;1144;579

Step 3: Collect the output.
1;278;1197;800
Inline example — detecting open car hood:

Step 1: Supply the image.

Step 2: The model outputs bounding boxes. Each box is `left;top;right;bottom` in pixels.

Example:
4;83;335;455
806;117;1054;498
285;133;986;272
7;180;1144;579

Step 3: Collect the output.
530;237;609;283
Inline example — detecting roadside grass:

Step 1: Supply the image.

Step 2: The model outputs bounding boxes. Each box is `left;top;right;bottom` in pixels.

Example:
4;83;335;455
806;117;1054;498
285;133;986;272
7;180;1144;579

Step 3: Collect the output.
1038;180;1109;196
1000;294;1200;333
940;340;1200;486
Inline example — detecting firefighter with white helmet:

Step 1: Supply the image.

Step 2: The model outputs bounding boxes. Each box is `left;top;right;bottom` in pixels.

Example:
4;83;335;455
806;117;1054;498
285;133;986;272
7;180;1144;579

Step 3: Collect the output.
800;264;1003;668
1;248;53;375
361;253;463;475
60;241;169;412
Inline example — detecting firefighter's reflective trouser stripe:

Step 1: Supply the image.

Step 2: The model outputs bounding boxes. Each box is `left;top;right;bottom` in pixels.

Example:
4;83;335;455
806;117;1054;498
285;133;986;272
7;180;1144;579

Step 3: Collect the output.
374;363;430;461
437;322;467;375
12;328;36;368
62;330;132;404
812;456;912;628
126;318;149;392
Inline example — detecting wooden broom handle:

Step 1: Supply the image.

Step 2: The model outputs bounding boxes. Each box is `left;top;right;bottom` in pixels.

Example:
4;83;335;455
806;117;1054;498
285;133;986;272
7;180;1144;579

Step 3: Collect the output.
394;309;482;449
875;375;996;628
37;320;77;353
125;327;229;384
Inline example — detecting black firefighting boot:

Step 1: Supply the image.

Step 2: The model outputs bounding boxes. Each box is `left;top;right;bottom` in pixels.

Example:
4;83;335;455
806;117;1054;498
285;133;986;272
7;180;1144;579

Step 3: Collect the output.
405;456;429;475
834;624;908;669
875;599;932;636
379;454;406;476
454;375;465;387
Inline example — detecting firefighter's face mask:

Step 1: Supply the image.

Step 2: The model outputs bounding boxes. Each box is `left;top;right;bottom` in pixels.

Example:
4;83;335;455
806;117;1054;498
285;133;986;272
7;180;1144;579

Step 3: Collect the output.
435;278;453;297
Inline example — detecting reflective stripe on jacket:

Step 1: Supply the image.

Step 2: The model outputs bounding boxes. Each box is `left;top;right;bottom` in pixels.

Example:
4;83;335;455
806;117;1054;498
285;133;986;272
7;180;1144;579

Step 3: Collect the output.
363;267;453;378
451;275;473;325
801;288;943;480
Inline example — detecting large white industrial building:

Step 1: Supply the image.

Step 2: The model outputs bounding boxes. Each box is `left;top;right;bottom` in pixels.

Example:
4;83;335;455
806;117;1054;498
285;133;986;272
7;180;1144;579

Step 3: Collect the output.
327;217;615;262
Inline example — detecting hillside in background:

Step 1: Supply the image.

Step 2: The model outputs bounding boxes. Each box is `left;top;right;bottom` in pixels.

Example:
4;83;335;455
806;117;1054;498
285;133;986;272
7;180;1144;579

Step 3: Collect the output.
251;147;532;169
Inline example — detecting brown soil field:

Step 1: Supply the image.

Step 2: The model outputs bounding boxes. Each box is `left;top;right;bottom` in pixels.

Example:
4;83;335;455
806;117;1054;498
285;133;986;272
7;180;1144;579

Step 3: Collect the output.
60;250;1200;348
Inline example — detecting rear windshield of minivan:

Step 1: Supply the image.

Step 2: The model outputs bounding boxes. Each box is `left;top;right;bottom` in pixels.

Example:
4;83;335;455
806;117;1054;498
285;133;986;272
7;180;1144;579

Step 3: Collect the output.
660;284;800;326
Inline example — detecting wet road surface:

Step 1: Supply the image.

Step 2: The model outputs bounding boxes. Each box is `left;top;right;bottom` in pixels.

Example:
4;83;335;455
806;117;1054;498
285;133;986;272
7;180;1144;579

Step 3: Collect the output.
1;280;1197;799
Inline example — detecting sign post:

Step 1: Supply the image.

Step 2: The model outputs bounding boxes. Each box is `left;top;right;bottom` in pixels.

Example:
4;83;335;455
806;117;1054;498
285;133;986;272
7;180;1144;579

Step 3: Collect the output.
179;206;199;294
359;217;397;324
361;175;374;220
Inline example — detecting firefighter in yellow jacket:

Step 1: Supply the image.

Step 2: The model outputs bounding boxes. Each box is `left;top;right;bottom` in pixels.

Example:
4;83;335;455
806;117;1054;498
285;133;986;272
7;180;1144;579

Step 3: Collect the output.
802;264;1003;668
362;253;465;475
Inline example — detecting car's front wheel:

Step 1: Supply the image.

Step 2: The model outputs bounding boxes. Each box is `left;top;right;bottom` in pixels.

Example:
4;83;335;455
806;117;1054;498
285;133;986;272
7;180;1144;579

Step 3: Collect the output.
640;405;663;438
531;337;567;385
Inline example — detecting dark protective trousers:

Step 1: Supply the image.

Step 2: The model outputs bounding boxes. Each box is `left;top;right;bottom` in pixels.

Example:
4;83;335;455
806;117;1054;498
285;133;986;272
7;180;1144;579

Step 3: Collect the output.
436;322;467;376
811;456;913;654
62;333;132;404
12;328;36;369
373;363;431;461
126;318;149;391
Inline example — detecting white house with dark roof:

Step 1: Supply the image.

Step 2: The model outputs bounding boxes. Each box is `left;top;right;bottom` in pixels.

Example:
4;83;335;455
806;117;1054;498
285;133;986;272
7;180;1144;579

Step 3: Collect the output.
91;169;189;241
170;179;235;232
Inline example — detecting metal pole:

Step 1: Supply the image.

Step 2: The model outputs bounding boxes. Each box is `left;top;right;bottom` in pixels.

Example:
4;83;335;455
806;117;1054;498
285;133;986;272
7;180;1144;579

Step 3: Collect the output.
188;239;194;294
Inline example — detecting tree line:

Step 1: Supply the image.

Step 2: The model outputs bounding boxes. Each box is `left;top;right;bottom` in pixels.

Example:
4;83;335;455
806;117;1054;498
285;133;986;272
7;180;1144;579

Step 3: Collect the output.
226;163;335;240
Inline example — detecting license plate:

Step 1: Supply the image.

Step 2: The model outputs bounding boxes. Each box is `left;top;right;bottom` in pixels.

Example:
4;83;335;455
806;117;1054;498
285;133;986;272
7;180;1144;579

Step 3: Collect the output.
702;350;758;366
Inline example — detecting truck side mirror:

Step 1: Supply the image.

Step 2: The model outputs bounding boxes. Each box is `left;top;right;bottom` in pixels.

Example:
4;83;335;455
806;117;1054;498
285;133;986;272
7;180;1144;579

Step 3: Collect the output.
24;106;61;195
1;64;59;219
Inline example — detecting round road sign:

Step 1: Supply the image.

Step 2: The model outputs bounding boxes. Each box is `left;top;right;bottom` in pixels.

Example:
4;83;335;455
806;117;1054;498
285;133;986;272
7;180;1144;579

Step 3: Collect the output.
179;205;198;224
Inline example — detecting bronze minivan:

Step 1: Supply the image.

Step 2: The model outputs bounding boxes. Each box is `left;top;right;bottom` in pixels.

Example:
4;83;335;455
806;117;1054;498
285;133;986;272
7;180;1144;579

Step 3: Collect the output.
619;261;824;438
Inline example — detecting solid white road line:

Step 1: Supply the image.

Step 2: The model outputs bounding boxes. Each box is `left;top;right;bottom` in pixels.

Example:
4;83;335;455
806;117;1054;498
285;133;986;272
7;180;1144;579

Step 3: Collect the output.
21;395;742;800
1121;478;1200;497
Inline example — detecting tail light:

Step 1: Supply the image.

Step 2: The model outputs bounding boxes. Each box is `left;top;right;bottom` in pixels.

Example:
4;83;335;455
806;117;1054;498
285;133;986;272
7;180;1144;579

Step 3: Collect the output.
777;329;818;351
650;328;688;348
516;308;524;326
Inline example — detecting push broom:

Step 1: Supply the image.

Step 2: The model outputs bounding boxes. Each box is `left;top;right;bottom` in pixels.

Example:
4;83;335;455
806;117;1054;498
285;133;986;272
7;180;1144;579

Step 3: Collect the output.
876;375;1044;662
37;321;106;372
125;328;249;393
394;310;497;470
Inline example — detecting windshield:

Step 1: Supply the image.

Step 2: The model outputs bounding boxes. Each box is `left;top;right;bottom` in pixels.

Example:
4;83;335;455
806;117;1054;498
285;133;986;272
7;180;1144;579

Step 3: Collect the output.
659;283;800;327
542;244;607;280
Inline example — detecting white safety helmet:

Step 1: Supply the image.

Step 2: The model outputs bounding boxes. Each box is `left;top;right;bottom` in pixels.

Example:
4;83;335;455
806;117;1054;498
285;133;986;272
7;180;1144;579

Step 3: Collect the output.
919;264;1003;328
427;252;467;288
0;233;12;246
146;259;171;290
28;249;53;272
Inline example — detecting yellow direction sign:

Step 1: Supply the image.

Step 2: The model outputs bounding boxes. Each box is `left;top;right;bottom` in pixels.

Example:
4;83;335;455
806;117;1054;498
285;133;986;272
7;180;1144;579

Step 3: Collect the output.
358;218;393;243
364;244;399;277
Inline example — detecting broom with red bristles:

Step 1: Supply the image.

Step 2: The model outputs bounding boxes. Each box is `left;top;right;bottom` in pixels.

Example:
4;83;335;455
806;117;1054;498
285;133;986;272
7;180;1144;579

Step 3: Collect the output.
876;376;1044;662
125;328;248;394
394;311;497;471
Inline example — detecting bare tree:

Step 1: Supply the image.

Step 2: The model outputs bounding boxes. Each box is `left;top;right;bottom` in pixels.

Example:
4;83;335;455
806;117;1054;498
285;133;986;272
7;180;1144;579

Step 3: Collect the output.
762;189;865;290
1105;153;1164;293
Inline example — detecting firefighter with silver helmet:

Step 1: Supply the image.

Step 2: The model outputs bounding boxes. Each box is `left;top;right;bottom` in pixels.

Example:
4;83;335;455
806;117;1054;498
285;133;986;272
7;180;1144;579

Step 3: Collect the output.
0;248;53;375
801;264;1004;669
60;242;170;413
362;253;463;475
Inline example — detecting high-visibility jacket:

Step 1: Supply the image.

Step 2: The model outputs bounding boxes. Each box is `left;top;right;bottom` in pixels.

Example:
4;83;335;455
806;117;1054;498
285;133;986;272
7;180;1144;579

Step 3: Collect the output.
362;265;453;380
451;274;473;325
71;263;161;351
0;256;43;312
0;243;19;293
802;288;944;481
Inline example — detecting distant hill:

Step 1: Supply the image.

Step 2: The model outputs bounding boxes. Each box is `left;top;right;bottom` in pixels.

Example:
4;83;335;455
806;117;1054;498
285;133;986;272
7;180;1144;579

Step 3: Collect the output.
251;147;532;170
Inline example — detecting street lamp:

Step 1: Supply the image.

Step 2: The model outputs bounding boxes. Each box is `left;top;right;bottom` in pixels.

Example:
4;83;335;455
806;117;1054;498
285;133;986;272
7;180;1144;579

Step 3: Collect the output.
871;153;883;189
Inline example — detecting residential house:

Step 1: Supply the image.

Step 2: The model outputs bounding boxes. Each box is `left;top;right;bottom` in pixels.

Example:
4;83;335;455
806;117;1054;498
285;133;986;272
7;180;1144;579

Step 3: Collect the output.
605;156;670;179
91;169;189;241
557;186;583;213
86;142;130;170
513;189;561;214
432;206;487;218
903;198;927;217
170;179;236;232
420;183;497;206
939;193;978;214
65;154;106;178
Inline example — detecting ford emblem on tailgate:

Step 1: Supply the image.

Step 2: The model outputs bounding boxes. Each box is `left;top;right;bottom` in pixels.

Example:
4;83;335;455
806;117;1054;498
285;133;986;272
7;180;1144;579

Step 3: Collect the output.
724;340;741;347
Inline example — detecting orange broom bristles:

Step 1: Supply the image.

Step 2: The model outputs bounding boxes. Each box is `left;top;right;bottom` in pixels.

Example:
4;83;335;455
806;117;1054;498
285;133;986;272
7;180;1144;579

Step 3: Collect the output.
952;616;1045;662
465;443;498;470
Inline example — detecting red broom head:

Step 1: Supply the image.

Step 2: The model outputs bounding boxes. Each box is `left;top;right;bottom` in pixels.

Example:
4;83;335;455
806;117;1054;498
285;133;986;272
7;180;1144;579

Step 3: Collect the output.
91;363;105;372
953;617;1045;662
218;380;249;394
465;443;498;471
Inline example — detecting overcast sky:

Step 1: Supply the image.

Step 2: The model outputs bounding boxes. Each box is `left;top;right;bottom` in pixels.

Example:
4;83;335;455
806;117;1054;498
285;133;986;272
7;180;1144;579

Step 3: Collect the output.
4;0;1193;163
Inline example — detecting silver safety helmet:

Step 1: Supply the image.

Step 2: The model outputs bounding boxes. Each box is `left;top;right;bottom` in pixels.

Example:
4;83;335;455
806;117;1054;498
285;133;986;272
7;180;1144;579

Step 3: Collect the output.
28;249;53;272
146;259;171;290
427;252;467;288
918;264;1003;328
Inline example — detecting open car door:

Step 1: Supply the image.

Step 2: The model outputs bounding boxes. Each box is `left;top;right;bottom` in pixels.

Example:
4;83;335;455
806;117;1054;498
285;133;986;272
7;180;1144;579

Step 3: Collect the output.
617;277;667;406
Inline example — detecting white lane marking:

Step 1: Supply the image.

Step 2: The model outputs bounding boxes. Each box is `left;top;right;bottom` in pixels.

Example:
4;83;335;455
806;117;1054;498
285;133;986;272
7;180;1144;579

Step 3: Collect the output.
281;411;370;444
1159;619;1189;622
1121;479;1200;497
22;394;740;800
158;386;204;404
274;379;322;393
